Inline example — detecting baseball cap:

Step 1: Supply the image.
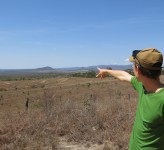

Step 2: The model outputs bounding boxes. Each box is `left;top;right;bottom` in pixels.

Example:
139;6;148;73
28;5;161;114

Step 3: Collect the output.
129;48;163;70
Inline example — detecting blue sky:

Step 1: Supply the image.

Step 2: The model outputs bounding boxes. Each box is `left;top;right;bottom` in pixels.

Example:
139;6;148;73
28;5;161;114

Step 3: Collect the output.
0;0;164;69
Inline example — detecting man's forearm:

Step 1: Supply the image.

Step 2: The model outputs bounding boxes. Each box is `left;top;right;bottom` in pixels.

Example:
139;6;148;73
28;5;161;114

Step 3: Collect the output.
96;68;132;82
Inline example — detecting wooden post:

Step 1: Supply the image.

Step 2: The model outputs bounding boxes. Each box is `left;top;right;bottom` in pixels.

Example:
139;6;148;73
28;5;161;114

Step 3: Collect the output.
25;97;29;112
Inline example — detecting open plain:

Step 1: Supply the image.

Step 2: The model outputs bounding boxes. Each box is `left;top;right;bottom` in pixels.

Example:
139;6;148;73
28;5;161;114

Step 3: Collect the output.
0;75;149;149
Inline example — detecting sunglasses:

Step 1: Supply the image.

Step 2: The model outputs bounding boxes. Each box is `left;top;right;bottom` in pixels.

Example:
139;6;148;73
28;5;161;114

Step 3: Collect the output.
132;50;141;58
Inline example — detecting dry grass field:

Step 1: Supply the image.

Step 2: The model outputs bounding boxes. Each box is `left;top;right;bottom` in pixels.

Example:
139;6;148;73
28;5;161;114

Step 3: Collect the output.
0;76;144;150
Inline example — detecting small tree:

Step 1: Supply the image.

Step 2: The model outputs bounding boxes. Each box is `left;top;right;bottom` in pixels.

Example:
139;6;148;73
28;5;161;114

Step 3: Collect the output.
107;67;112;70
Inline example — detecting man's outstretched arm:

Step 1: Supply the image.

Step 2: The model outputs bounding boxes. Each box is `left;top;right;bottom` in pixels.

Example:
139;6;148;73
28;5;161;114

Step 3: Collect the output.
96;67;133;82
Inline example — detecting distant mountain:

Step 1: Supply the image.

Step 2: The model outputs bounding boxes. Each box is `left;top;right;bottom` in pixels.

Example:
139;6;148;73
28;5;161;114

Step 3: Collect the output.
0;66;57;76
0;65;132;76
36;66;54;71
55;65;132;71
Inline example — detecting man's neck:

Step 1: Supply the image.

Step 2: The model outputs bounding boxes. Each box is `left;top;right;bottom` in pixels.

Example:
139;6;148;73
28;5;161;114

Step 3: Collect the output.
142;78;164;94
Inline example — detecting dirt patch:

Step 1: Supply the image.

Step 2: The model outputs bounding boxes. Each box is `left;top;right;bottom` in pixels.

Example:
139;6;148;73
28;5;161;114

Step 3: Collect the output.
58;137;117;150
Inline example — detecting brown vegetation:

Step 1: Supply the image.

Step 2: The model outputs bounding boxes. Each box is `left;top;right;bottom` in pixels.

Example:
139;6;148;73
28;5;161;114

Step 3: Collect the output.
0;76;139;149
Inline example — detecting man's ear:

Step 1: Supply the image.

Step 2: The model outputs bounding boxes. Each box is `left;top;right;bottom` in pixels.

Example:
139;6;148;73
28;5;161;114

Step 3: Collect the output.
136;65;141;75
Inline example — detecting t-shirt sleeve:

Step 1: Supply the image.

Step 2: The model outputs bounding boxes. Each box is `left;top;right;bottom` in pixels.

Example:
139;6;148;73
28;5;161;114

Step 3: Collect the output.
131;76;142;93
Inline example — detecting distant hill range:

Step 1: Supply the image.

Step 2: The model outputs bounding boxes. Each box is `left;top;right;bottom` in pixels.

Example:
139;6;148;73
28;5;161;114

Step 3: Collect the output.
0;65;132;76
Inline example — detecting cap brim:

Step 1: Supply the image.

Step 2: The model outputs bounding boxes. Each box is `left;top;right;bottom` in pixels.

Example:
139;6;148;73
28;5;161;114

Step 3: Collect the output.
129;56;135;62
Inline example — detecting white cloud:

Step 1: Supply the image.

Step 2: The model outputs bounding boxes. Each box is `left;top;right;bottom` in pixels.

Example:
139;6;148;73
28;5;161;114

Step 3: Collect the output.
124;58;130;62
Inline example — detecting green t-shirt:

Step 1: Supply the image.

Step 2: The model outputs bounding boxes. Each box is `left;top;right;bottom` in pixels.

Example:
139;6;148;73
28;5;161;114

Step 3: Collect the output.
129;76;164;150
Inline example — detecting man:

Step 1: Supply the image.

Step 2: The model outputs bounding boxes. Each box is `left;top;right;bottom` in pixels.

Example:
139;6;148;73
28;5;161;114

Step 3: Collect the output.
96;48;164;149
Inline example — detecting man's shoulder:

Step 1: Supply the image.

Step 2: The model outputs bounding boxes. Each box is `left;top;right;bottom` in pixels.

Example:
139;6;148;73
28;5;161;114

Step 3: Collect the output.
131;76;143;92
